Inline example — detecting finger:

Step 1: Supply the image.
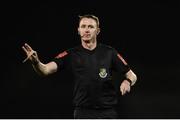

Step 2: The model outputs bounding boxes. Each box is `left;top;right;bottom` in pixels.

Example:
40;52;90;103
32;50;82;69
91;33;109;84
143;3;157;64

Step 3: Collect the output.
127;84;130;92
122;89;125;95
22;52;34;63
121;87;125;95
128;87;131;92
121;91;124;95
22;46;28;54
25;43;33;51
120;85;124;95
22;50;35;63
22;56;30;63
124;86;130;94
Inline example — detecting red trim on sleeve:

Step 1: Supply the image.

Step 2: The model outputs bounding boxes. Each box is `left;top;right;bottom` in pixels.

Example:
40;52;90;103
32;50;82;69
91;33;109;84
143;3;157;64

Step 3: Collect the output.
55;51;68;59
117;53;128;65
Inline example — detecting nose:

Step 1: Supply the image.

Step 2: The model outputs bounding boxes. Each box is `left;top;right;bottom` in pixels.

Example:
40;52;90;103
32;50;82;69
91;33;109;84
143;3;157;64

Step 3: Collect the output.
85;28;90;33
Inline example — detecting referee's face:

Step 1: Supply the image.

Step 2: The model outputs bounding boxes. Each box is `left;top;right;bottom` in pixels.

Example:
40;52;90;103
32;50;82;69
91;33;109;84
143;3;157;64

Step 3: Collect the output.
78;18;100;43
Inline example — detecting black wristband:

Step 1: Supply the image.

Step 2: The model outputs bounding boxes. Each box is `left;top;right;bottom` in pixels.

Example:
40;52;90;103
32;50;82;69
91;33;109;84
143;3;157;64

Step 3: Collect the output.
125;78;132;85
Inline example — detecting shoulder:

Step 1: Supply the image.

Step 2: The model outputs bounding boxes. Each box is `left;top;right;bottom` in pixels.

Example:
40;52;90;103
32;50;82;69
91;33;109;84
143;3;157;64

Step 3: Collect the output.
55;45;81;59
99;43;116;53
99;43;115;50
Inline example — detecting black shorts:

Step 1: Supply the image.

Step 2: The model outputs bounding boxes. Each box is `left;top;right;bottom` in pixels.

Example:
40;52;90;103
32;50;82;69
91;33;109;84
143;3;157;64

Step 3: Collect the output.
74;108;118;119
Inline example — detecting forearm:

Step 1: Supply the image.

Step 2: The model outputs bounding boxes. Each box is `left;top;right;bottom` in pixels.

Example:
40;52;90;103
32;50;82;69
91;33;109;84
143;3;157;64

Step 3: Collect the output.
32;61;58;76
125;70;137;86
32;62;49;76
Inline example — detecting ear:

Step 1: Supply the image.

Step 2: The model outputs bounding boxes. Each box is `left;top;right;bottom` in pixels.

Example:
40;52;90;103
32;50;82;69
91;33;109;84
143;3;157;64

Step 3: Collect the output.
77;28;80;34
97;28;100;35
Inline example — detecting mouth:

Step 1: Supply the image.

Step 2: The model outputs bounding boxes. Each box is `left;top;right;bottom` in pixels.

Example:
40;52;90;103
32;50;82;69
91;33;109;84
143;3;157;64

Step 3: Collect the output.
83;34;91;37
84;40;91;43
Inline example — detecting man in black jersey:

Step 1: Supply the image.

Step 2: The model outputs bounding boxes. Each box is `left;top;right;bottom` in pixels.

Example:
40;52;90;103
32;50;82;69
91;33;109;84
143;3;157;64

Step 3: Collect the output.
22;14;137;119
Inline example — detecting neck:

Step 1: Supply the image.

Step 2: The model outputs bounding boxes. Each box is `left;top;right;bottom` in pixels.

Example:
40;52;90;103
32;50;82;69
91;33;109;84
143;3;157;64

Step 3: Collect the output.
81;38;97;51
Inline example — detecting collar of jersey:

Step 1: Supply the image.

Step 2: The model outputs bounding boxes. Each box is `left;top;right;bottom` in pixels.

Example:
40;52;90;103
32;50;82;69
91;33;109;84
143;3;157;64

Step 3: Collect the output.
80;43;100;54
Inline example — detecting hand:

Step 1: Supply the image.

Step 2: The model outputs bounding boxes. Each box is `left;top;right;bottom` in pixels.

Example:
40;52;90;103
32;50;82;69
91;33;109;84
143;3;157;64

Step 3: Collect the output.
120;80;131;95
22;43;40;64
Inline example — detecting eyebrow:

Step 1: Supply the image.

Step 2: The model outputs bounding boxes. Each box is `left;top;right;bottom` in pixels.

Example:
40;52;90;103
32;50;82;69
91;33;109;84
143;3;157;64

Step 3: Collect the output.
80;24;95;27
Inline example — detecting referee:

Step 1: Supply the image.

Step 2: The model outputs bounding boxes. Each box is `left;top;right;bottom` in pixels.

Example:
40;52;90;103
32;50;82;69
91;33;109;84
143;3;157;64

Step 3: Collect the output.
22;14;137;119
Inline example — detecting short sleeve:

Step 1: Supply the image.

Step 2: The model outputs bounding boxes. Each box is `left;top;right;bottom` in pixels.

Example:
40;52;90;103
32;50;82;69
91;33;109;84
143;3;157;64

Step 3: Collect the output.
52;50;70;71
112;48;130;74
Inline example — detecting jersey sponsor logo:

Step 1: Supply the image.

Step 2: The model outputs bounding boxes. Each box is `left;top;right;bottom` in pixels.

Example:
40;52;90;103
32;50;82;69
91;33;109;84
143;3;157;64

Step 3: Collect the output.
99;68;107;78
117;53;128;65
55;51;68;58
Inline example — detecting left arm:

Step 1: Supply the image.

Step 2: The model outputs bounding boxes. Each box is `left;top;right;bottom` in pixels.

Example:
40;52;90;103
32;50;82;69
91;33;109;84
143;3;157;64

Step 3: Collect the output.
111;48;137;95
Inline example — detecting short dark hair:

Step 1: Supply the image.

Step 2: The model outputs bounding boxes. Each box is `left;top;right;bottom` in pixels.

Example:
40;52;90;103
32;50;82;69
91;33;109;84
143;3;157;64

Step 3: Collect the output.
79;14;100;28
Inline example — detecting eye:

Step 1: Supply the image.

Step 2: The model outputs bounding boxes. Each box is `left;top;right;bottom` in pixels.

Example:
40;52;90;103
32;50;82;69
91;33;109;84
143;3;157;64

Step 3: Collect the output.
89;25;94;28
81;25;86;28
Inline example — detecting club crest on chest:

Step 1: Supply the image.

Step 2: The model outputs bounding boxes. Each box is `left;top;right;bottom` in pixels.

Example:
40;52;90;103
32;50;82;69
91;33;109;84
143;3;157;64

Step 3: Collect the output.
99;68;107;78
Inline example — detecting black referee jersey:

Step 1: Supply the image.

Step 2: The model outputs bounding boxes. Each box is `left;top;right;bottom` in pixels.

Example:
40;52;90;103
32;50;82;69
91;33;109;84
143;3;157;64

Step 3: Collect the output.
53;43;130;109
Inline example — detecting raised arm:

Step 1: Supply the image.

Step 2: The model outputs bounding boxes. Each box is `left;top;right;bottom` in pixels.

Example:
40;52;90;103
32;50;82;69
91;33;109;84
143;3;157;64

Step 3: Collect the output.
22;43;58;76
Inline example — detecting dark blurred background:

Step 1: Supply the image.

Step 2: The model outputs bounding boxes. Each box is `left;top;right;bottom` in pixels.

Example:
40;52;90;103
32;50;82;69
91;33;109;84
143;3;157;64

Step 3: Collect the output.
0;0;180;118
